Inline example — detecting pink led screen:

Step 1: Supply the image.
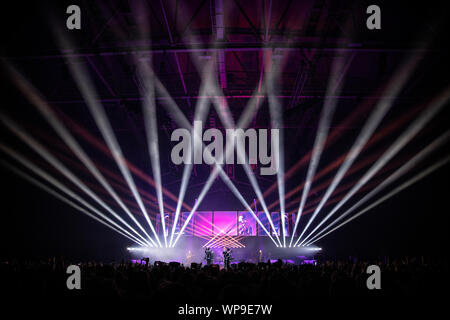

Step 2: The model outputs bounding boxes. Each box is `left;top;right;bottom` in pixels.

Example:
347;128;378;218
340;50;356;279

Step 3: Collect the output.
213;211;237;236
194;211;213;236
238;211;256;236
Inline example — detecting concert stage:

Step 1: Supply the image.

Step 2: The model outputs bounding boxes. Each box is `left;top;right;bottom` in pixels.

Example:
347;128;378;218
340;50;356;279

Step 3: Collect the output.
127;237;321;266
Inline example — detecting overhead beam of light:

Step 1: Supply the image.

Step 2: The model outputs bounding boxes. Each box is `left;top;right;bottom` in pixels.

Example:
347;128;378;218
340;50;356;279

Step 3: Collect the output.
169;161;192;247
176;23;281;246
306;155;450;246
169;92;280;246
284;156;402;214
83;3;192;238
188;132;279;248
56;33;162;247
266;59;287;246
137;58;168;247
297;86;450;246
181;31;281;246
295;52;423;245
261;92;375;202
289;53;354;247
173;156;279;247
148;71;279;247
4;62;157;246
169;63;214;247
278;153;385;212
205;61;282;247
54;17;173;234
46;146;176;213
0;116;154;246
55;112;188;211
283;170;390;222
130;2;172;248
267;102;423;211
0;159;148;247
304;130;450;246
0;142;149;247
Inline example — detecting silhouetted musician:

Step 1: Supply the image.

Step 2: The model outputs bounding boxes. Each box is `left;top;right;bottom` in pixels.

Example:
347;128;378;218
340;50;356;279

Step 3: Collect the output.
223;247;233;269
204;247;213;266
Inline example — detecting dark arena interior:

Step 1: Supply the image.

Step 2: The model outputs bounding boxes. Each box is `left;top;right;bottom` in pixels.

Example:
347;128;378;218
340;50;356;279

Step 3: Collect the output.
0;0;449;309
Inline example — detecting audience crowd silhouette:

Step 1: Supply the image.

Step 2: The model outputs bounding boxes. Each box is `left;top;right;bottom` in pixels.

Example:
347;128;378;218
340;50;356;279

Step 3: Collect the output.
0;257;447;300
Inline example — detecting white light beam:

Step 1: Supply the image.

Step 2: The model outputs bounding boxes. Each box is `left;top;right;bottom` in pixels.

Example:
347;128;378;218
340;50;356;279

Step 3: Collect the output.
297;86;450;246
294;53;423;245
61;49;161;247
0;143;149;247
304;130;450;245
0;159;148;246
289;53;354;247
4;62;156;246
307;155;450;245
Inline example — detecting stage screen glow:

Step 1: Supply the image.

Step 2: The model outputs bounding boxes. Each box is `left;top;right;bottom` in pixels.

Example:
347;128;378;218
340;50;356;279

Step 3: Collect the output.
213;211;237;235
282;213;290;236
181;212;193;235
271;212;280;236
163;213;171;237
172;213;182;237
177;211;291;237
238;211;256;236
291;213;297;237
270;212;290;237
194;211;213;236
257;211;270;236
156;214;161;234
